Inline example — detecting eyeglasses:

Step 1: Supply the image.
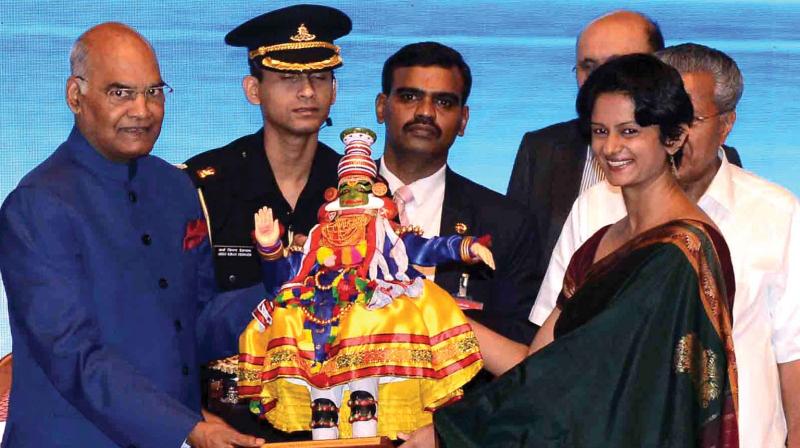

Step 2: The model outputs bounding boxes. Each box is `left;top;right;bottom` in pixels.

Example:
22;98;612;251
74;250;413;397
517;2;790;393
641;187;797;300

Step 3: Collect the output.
572;61;598;74
74;76;173;105
692;110;731;125
277;72;334;86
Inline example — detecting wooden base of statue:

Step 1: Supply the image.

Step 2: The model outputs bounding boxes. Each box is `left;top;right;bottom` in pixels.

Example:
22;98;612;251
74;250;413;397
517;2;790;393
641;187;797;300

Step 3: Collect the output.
263;436;394;448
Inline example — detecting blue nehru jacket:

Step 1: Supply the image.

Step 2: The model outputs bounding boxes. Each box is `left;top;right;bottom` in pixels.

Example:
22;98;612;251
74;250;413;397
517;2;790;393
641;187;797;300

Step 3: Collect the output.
0;127;262;447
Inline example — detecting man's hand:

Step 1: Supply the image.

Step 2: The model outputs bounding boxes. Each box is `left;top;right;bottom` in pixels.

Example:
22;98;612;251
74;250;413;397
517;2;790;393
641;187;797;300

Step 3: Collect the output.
470;243;496;270
201;408;226;425
187;420;264;448
397;423;438;448
254;207;280;248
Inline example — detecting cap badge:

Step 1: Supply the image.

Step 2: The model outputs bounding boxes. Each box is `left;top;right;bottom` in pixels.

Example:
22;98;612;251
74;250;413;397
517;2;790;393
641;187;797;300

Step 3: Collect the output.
454;223;468;235
290;23;316;42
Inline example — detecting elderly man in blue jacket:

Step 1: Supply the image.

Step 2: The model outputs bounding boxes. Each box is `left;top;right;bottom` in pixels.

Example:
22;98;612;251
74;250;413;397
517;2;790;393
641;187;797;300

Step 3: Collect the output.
0;23;265;448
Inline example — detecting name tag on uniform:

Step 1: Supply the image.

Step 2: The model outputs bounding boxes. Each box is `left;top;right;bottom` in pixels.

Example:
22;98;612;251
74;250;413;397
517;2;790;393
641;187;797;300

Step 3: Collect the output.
214;245;254;258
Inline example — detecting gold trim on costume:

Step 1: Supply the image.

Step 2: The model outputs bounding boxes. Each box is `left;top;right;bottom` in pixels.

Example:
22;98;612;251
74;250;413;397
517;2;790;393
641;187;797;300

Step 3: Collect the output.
249;333;481;377
258;242;285;261
208;354;238;374
237;367;260;383
320;214;370;247
372;182;388;197
249;41;339;59
287;243;305;253
338;174;372;187
256;240;286;261
396;225;424;236
460;236;476;263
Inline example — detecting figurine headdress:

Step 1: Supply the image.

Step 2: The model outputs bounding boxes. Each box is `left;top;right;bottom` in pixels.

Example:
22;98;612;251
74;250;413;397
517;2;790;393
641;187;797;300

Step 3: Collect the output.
337;128;378;186
323;128;392;214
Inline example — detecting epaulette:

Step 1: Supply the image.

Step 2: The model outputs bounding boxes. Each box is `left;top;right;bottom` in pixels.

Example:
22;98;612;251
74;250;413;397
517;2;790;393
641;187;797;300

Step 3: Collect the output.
396;225;424;236
174;163;188;170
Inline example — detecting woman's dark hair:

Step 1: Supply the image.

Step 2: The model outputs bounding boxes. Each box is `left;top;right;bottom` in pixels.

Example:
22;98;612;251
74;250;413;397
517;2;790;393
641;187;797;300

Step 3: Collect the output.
576;53;693;149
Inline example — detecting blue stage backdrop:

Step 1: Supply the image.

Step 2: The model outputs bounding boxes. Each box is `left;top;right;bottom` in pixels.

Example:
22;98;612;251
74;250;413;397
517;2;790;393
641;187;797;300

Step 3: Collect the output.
1;0;799;354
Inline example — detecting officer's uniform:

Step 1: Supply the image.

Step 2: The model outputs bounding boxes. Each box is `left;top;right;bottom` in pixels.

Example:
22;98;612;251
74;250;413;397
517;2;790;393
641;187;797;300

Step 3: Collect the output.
185;130;340;291
184;3;350;293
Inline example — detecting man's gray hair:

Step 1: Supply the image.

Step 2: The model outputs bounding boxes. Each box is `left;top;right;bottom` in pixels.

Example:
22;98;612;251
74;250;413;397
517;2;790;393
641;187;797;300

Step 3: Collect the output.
70;38;89;78
69;35;90;94
657;43;744;113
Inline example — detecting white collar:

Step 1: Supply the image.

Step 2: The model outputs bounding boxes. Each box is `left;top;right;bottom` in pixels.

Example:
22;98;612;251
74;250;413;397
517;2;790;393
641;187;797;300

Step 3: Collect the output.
379;156;447;204
698;148;735;215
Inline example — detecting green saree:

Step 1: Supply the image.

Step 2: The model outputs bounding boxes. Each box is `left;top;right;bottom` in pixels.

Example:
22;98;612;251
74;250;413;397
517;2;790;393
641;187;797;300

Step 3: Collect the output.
435;220;738;447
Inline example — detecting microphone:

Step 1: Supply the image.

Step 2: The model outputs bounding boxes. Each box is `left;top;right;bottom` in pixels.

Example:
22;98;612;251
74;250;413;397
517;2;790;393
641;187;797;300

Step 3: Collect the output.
320;117;333;130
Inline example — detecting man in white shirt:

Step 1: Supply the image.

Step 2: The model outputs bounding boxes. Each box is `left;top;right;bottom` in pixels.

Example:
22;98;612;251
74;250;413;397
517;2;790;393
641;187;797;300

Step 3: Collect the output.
506;12;743;290
531;43;800;448
375;42;540;344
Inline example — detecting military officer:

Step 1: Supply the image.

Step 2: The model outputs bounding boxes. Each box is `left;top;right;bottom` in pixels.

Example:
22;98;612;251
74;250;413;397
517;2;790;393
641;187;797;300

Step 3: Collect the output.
185;4;350;292
183;5;351;441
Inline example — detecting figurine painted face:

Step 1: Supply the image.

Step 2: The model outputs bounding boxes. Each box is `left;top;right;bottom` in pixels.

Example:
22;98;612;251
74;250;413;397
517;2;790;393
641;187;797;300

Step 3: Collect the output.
338;179;371;207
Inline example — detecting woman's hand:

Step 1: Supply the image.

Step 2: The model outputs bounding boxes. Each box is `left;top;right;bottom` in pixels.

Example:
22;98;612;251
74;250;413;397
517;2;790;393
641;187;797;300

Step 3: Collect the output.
254;206;280;248
398;424;438;448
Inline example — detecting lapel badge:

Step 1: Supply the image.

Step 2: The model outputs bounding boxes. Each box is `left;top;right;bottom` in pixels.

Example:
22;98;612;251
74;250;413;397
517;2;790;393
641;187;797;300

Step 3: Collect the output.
197;166;217;179
454;222;468;235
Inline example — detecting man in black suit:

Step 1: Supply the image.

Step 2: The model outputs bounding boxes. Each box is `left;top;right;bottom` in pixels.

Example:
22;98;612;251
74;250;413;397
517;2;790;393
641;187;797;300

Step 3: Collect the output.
375;42;539;344
506;10;743;277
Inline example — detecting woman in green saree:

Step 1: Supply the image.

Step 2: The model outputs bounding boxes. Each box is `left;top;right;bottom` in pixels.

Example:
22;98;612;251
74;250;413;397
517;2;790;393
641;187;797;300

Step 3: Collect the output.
399;54;739;447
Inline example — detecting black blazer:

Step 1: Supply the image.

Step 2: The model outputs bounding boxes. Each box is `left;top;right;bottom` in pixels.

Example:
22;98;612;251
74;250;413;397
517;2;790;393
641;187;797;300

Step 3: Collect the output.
507;119;743;278
405;167;541;344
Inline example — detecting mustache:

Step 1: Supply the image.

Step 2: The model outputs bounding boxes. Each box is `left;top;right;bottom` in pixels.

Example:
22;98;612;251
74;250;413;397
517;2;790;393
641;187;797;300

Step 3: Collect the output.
402;116;441;137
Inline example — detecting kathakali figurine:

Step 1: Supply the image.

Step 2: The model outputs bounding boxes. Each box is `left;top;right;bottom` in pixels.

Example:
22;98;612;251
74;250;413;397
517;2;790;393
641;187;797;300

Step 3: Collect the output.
238;128;490;440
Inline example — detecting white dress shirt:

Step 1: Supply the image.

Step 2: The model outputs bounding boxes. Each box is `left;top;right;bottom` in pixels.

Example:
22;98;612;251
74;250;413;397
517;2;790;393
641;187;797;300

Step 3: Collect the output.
379;157;446;239
530;152;800;447
379;158;447;280
578;145;606;194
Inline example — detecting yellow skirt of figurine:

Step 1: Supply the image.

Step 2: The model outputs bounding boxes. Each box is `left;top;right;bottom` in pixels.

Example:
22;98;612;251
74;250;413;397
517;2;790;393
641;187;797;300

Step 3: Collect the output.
238;279;483;439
